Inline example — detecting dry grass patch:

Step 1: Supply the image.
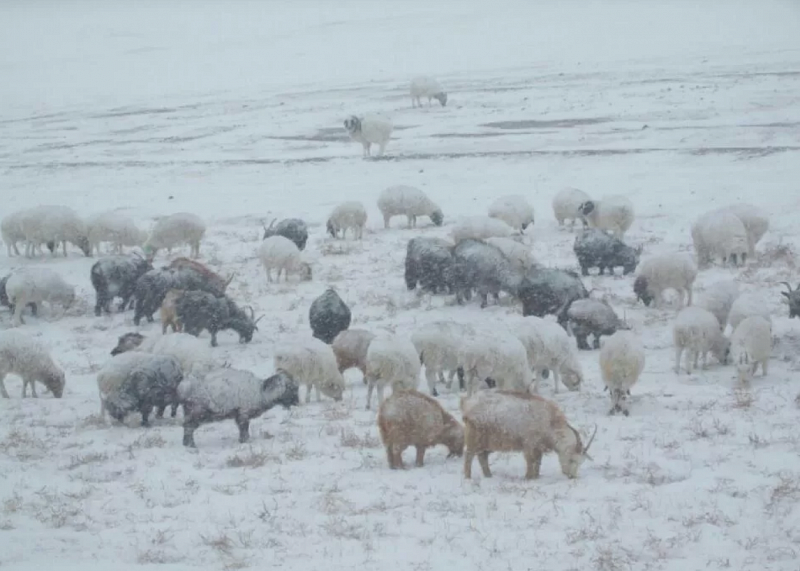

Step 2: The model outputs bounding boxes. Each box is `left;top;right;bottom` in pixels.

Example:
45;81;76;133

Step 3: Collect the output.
226;447;279;469
339;427;381;449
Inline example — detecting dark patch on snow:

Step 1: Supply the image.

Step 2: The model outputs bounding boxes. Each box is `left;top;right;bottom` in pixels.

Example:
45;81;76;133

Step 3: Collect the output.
482;118;610;129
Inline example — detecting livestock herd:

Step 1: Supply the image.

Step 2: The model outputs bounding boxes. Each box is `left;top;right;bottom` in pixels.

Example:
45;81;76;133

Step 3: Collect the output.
1;75;798;482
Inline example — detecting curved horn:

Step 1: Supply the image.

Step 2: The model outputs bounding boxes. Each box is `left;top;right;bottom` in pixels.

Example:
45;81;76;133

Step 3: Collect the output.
225;272;235;288
254;315;264;325
583;424;598;458
269;218;277;229
245;305;255;320
780;281;795;293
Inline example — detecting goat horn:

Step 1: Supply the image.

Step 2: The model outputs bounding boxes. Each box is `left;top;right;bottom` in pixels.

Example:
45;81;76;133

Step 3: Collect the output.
254;315;264;325
780;282;794;292
225;272;235;287
584;424;598;456
269;218;277;228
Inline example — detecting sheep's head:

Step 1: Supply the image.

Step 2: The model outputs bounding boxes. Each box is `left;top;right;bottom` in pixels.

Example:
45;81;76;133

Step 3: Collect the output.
298;262;313;282
711;335;731;365
622;244;644;275
735;350;754;383
111;332;145;355
326;218;337;238
232;306;262;343
578;200;596;218
262;369;300;409
558;424;596;479
430;210;444;227
443;420;464;458
343;116;361;135
434;92;448;107
633;276;653;306
44;369;66;398
780;282;800;318
561;367;583;391
320;375;345;402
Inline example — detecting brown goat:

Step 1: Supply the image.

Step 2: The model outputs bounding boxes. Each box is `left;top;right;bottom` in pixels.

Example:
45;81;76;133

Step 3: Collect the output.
168;258;234;293
377;389;464;469
160;289;185;334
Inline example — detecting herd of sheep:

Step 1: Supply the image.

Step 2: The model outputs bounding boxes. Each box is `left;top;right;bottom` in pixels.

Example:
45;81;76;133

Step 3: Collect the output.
1;75;798;482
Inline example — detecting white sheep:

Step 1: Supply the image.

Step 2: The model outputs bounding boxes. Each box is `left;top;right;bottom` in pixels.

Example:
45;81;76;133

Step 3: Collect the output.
377;185;443;229
97;351;156;418
509;316;583;393
484;237;537;271
4;268;76;326
364;334;421;410
410;76;447;108
725;203;769;257
691;209;749;268
20;205;90;258
273;337;346;403
86;211;147;255
135;332;217;376
0;330;66;398
411;321;475;396
552;187;591;230
331;328;376;383
633;252;697;309
730;315;771;385
1;209;40;257
599;330;645;416
258;235;312;283
143;212;206;259
326;201;367;240
487;194;535;233
450;216;516;243
727;293;772;332
458;330;531;396
696;279;740;331
672;306;730;374
578;195;635;239
343;114;393;157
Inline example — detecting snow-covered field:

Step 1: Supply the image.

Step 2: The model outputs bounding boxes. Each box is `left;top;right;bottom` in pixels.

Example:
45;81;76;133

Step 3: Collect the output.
2;1;800;570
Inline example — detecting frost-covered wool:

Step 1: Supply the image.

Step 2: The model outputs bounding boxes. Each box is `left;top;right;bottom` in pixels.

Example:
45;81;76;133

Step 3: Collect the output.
487;194;535;232
109;331;216;378
691;209;749;268
1;209;36;257
160;289;185;333
780;282;800;319
672;306;730;374
518;267;588;328
633;252;697;309
90;253;153;316
18;205;91;258
552;187;591;230
273;337;346;403
377;185;443;229
727;293;772;332
696;280;740;331
573;228;642;276
258;235;312;283
509;316;583;393
404;236;455;294
97;352;157;418
484;237;537;271
331;328;375;381
262;218;309;251
0;274;38;318
364;335;421;410
724;203;769;257
176;291;260;347
578;195;635;240
450;216;516;243
178;368;299;448
411;321;475;396
133;268;176;325
730;315;771;385
566;298;627;350
168;258;234;296
142;212;206;259
410;76;447;108
451;239;525;308
458;330;531;396
4;268;76;326
0;330;65;399
343;114;393;157
378;390;463;469
599;330;645;416
326;201;367;239
309;288;351;344
102;354;183;426
460;390;595;480
86;211;147;256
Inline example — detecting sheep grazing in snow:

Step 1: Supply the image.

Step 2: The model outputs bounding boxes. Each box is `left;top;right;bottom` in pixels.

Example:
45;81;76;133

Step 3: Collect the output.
343;114;393;157
780;282;800;319
727;293;772;332
509;317;583;393
258;235;312;283
179;368;299;448
4;268;76;326
458;330;531;396
552;187;591;230
327;201;367;240
404;237;455;294
109;331;216;378
691;209;749;268
484;237;537;271
142;212;206;259
176;291;261;347
461;390;596;480
160;289;185;333
364;335;421;410
97;352;157;418
696;280;740;331
724;203;769;257
331;328;375;382
0;330;65;399
450;216;516;243
17;205;91;258
411;321;473;395
599;330;645;416
578;195;635;240
273;337;346;403
672;306;730;374
633;252;697;309
451;239;525;308
262;218;309;251
730;315;772;385
90;253;153;316
378;390;463;469
487;194;535;233
102;354;183;426
573;228;642;276
1;209;32;257
0;274;38;319
518;267;589;329
309;288;351;344
566;298;628;350
410;76;447;108
86;211;147;256
167;258;235;296
377;185;443;229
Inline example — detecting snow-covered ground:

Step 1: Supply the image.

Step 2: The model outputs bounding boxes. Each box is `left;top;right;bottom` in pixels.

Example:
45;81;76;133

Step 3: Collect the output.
2;1;800;570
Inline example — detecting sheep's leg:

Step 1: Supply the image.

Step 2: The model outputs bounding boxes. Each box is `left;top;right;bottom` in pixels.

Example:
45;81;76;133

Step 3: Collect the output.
376;383;385;406
314;382;321;402
463;450;475;478
236;415;251;443
182;421;198;447
377;141;387;156
760;360;768;376
425;369;438;397
552;368;561;393
365;380;375;410
406;215;413;229
385;445;396;469
686;287;693;306
383;214;390;229
445;370;455;390
21;378;28;397
524;449;542;479
62;241;68;257
0;374;9;398
29;379;38;398
210;331;218;348
674;346;683;374
155;404;166;419
362;142;370;157
415;446;426;467
477;452;492;477
12;298;26;326
700;350;708;370
264;267;272;283
305;382;312;404
140;405;151;427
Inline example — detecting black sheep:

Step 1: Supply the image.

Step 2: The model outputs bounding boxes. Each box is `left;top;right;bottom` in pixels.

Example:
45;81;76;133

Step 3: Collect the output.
262;218;309;251
451;239;525;308
90;254;153;316
518;268;589;329
573;229;642;276
175;291;262;347
404;237;454;294
103;354;183;427
309;288;351;344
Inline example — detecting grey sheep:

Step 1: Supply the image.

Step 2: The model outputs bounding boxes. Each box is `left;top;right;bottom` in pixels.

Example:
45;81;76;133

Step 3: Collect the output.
518;268;589;329
102;354;183;426
309;288;351;344
262;218;309;251
404;237;454;294
451;239;525;308
573;229;642;276
90;254;153;316
567;298;628;350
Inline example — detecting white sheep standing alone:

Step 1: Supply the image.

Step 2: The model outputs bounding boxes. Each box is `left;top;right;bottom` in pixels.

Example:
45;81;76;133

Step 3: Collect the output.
509;316;583;393
578;195;635;239
552;187;591;230
672;306;730;374
691;209;749;268
4;268;76;326
450;216;516;243
599;330;645;416
696;280;740;332
633;252;697;309
143;212;206;259
458;330;531;396
326;201;367;240
727;294;772;332
258;236;312;283
343;114;393;157
730;315;772;385
725;203;769;257
377;185;444;229
86;211;147;255
484;237;537;271
364;334;421;410
20;205;91;258
411;321;475;396
410;76;447;108
0;330;66;398
487;194;535;233
273;337;346;403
